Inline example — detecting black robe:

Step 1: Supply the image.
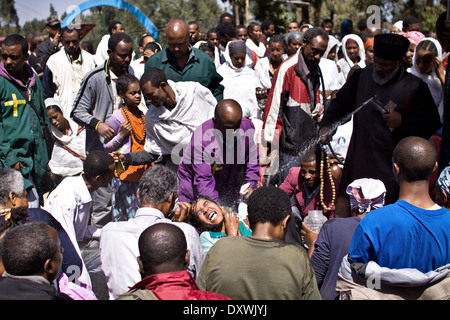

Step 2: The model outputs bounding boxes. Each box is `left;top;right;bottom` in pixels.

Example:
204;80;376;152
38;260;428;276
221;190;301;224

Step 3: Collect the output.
320;66;441;217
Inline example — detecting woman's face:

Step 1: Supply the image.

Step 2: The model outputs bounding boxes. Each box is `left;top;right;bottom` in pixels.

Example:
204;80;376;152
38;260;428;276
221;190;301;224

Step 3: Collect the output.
269;41;284;63
346;42;359;61
405;43;416;68
120;81;142;108
415;48;435;75
47;108;65;131
249;25;262;42
193;198;224;228
230;52;246;69
327;45;337;60
287;38;302;55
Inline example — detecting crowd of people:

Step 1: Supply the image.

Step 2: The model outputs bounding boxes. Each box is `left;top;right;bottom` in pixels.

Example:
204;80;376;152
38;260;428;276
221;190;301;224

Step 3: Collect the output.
1;10;450;301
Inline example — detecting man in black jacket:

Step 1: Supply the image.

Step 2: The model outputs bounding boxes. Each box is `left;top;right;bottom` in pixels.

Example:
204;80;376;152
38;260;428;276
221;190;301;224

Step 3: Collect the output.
33;15;61;77
319;33;441;217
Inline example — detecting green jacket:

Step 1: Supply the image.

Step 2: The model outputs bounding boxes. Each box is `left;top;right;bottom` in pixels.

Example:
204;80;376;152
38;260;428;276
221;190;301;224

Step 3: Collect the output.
0;62;53;202
145;47;224;102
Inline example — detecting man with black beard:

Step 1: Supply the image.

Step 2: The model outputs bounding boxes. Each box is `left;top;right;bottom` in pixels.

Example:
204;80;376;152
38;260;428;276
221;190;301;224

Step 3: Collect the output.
319;33;441;218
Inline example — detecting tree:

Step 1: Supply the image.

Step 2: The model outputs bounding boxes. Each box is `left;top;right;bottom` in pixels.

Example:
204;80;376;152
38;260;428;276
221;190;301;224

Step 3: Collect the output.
251;0;297;33
49;3;58;17
21;18;46;36
0;0;20;36
49;0;224;53
320;0;443;35
123;0;223;46
420;2;446;34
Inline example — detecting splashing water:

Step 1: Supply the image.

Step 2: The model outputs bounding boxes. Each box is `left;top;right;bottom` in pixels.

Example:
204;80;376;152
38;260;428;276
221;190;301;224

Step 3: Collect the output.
274;96;381;177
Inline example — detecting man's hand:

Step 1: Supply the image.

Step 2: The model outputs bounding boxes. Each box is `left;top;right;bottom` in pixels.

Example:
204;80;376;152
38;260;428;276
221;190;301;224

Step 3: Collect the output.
222;207;240;237
97;122;116;141
381;111;402;130
172;202;192;222
52;32;61;46
11;161;24;171
256;88;268;99
301;222;318;258
242;187;253;203
319;126;335;145
110;151;125;162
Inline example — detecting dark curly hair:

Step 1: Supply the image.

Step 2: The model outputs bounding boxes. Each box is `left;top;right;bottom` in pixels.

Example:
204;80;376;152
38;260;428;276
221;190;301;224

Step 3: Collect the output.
116;73;140;96
1;222;59;276
247;186;291;228
189;195;221;232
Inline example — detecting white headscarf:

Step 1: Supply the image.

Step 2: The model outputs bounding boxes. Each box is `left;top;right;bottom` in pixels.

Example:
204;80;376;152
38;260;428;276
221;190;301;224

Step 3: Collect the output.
409;37;443;119
438;166;450;196
341;34;366;67
393;21;403;33
45;97;86;176
346;178;386;213
338;34;366;79
323;36;341;63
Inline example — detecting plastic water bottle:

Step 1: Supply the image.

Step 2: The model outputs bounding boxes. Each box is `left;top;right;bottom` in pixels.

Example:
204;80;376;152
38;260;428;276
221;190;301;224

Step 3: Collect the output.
304;210;328;233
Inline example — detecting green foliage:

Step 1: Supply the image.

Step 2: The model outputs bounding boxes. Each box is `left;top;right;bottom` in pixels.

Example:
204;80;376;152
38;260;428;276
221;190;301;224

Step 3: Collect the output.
318;0;443;35
0;0;20;36
251;0;297;33
418;3;446;34
131;0;224;46
21;18;46;36
10;0;447;46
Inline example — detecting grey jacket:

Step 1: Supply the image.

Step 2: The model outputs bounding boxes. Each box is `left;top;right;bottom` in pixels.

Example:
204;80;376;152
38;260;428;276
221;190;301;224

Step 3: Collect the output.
336;254;450;300
70;60;133;152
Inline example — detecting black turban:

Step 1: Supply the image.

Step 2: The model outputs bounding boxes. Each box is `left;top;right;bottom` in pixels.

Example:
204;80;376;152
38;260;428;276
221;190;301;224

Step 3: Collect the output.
373;33;410;61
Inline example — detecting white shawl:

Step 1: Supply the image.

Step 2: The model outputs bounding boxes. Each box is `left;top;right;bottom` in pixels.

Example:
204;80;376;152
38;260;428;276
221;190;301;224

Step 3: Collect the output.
409;37;444;120
144;80;216;155
218;61;261;119
49;118;86;176
337;34;366;80
245;38;266;58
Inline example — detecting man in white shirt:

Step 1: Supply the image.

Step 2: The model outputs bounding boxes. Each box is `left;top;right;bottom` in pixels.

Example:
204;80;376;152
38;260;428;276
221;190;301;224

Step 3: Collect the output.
130;34;156;79
100;164;204;299
43;150;115;287
43;27;96;117
94;21;125;66
118;67;217;172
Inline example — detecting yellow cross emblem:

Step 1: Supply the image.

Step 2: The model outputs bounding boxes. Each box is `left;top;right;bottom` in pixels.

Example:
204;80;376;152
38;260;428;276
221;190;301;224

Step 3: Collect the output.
211;163;223;176
4;94;26;117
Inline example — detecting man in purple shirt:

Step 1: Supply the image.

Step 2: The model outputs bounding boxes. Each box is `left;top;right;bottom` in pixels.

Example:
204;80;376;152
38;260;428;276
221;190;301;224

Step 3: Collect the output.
177;99;260;209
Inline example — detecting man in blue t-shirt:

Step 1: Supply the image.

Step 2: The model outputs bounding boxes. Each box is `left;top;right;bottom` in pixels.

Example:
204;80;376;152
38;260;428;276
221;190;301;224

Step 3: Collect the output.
349;136;450;274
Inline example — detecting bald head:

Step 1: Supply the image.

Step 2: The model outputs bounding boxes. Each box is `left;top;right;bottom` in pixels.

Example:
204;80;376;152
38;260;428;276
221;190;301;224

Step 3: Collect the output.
165;19;190;58
213;99;243;136
138;223;188;276
165;19;189;39
214;99;242;123
393;136;437;182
